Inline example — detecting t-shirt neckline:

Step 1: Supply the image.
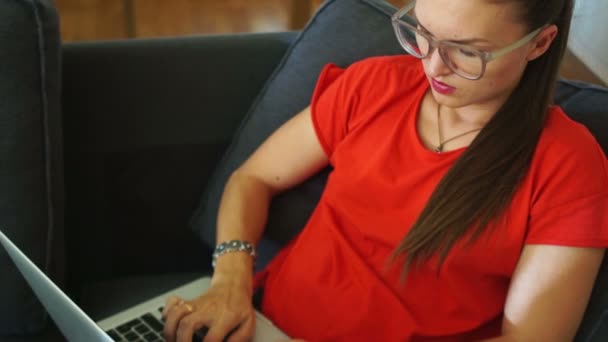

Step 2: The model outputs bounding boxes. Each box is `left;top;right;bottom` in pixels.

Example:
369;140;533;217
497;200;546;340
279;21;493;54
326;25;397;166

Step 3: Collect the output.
411;84;468;160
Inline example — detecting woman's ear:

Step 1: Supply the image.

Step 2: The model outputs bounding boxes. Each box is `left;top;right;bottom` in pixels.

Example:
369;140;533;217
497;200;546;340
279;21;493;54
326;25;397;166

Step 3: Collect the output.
526;25;558;61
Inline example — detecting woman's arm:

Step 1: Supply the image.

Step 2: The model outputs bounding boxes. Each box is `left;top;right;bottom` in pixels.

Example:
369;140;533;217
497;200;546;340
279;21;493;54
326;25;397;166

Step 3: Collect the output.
213;105;329;277
483;244;604;341
164;106;329;342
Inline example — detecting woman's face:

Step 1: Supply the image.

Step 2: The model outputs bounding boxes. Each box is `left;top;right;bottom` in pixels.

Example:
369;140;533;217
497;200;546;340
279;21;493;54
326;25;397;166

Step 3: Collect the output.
414;0;533;110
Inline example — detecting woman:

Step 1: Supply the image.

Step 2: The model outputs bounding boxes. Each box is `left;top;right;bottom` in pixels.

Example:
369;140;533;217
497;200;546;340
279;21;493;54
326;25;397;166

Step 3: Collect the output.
164;0;608;340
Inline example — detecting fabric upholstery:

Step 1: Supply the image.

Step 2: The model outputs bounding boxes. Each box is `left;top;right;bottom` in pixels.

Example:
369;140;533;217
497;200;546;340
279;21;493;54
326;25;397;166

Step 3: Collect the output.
0;0;63;335
61;33;292;288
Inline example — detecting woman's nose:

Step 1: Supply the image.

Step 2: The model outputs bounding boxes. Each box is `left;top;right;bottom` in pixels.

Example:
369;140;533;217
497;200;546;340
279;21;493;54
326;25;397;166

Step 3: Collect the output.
426;48;452;78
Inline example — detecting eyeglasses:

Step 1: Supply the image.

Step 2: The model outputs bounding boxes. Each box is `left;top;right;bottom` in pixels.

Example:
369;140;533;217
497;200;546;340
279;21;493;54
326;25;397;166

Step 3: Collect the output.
391;1;543;80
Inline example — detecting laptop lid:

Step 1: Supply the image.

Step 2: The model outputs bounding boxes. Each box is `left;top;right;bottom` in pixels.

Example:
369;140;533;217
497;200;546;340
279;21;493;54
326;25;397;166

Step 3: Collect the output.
0;229;112;341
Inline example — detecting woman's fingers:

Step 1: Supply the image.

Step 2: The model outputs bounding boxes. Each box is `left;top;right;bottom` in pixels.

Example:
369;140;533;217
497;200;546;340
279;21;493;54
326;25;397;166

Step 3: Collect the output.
162;295;181;318
203;316;247;342
174;309;252;342
163;283;255;342
164;299;195;342
225;313;255;342
175;308;212;342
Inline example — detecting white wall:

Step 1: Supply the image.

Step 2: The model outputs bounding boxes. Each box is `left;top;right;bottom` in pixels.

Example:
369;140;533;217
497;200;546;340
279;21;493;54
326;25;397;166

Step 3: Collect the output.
568;0;608;84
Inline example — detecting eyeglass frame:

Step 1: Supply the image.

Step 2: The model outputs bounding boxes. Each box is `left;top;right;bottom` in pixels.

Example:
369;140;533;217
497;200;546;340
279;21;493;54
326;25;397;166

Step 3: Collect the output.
391;1;544;80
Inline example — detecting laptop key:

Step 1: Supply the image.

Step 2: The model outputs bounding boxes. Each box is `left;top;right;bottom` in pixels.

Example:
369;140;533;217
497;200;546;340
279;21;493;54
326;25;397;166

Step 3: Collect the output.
124;331;138;340
142;313;165;333
193;326;237;342
106;329;122;340
134;324;151;334
116;325;130;334
143;332;158;341
117;318;142;333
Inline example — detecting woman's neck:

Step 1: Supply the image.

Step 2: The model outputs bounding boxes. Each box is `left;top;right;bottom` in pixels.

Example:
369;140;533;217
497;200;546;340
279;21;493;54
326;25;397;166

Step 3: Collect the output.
438;90;512;128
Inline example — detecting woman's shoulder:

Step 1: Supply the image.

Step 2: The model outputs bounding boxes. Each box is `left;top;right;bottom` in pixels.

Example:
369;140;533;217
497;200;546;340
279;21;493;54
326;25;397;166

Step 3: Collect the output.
349;54;422;70
345;55;424;81
327;55;426;101
539;106;605;158
525;106;608;245
532;106;607;189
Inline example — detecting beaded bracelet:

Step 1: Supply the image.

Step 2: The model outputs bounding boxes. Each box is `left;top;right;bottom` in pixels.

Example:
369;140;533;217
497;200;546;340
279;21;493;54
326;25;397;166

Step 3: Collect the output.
212;240;256;268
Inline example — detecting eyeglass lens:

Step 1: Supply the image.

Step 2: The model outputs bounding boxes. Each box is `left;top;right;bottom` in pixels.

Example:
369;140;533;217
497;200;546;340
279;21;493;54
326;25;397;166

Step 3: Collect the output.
395;15;484;79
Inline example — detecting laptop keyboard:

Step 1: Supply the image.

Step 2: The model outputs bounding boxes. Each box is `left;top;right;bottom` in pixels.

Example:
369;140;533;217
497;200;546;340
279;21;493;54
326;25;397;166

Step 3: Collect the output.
105;307;165;342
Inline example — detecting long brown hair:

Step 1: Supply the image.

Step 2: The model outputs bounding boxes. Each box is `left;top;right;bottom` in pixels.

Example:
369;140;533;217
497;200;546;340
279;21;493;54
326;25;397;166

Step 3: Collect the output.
392;0;574;274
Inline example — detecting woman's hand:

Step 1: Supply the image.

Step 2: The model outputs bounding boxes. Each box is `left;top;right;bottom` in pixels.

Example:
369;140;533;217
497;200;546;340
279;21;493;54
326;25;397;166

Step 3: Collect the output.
162;269;255;342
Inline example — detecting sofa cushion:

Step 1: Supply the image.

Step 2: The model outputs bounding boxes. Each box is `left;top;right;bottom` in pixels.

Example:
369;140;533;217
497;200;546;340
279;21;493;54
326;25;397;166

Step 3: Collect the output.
189;0;403;269
555;80;608;150
0;0;63;336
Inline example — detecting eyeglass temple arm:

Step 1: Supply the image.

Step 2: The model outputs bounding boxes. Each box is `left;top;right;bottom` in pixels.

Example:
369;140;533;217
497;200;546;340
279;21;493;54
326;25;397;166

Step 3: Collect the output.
486;27;544;61
393;1;417;20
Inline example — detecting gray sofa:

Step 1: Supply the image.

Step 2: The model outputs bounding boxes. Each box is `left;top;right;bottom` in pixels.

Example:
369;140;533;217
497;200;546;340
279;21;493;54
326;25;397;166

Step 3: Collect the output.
1;0;608;341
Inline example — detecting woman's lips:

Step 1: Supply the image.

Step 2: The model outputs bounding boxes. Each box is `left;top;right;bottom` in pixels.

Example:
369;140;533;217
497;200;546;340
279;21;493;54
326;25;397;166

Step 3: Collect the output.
431;78;456;95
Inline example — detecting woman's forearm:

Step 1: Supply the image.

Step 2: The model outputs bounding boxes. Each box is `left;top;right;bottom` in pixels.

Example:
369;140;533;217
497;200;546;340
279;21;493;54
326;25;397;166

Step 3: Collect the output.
212;170;274;283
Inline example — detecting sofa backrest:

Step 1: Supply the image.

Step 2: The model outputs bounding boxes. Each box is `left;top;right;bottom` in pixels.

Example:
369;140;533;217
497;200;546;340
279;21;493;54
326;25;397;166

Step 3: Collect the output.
0;0;63;336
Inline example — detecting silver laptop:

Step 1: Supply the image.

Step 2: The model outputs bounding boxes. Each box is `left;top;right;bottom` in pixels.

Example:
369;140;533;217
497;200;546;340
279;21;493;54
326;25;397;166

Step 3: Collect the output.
0;229;288;341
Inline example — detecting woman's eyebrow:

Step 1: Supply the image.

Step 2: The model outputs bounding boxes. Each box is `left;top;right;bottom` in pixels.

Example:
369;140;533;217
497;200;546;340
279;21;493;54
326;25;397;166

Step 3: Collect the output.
413;9;491;44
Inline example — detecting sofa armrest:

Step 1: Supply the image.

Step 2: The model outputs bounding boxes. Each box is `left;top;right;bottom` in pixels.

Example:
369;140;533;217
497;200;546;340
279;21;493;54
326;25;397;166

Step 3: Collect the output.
61;32;297;291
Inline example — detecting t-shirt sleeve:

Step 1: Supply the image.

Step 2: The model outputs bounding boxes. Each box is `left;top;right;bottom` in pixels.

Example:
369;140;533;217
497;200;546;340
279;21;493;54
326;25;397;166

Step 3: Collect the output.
526;118;608;247
310;56;424;163
309;63;353;162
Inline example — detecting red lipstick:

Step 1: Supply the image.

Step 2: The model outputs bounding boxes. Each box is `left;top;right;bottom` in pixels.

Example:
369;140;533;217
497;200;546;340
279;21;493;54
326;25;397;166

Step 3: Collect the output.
431;78;456;95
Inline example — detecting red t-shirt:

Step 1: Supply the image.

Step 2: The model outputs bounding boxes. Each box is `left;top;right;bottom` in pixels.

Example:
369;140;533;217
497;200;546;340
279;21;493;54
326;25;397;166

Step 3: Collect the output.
256;55;608;341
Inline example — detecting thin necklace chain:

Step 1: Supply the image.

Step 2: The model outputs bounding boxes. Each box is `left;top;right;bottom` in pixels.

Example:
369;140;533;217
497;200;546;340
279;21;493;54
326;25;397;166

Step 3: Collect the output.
435;104;482;153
